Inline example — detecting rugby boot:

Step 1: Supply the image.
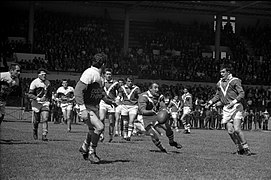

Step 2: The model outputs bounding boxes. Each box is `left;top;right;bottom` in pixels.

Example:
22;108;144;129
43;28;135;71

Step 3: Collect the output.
160;148;167;153
243;148;252;156
89;152;101;164
42;135;48;141
108;134;113;143
169;141;183;149
79;146;89;160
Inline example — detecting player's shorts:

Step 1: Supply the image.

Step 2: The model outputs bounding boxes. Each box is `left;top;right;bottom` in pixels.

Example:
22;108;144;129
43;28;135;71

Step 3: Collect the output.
115;105;122;114
60;103;73;111
171;112;178;119
99;100;115;113
222;103;244;124
121;104;138;116
31;100;50;113
80;105;99;129
0;101;6;115
183;107;191;115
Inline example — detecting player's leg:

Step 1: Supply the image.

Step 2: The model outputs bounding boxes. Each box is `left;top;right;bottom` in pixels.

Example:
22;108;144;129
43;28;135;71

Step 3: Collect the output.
108;112;115;142
233;117;251;156
79;124;95;160
87;110;104;163
226;121;244;154
172;112;178;131
40;105;50;141
186;112;192;133
61;106;67;124
66;105;73;132
156;121;182;149
146;124;167;153
121;105;129;139
99;104;107;142
114;106;121;136
32;111;41;140
181;113;190;134
126;106;138;140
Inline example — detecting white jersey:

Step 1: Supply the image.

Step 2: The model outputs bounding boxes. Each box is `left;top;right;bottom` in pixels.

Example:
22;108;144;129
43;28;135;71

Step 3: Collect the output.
0;72;19;102
56;86;74;105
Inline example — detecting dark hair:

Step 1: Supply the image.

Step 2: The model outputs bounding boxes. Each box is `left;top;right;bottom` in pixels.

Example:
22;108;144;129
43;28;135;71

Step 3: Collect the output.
9;63;20;71
37;68;48;74
92;53;107;68
104;68;113;73
220;64;232;72
148;81;159;89
126;76;134;81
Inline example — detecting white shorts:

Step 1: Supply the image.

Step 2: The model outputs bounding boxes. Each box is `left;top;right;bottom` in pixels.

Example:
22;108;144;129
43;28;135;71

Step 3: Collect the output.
115;105;123;114
31;100;50;113
0;101;6;115
183;107;191;115
61;103;73;111
99;100;115;113
171;112;178;119
121;104;138;116
222;103;244;124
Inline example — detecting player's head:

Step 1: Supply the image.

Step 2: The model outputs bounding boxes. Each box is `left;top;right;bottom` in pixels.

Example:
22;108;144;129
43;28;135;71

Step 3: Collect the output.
126;76;134;87
183;87;189;94
37;68;48;81
173;94;178;100
104;68;113;81
92;53;107;69
62;79;68;88
220;64;232;80
148;82;159;96
9;63;21;78
118;78;125;86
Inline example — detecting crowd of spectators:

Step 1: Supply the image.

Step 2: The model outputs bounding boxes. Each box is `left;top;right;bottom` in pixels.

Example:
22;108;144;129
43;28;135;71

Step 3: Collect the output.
1;9;271;86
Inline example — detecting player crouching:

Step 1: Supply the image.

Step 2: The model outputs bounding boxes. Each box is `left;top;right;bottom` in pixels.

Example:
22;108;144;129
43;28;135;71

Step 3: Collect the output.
138;82;182;153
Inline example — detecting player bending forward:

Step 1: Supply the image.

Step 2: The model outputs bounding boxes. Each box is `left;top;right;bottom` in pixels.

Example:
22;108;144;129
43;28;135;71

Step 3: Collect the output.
138;82;182;153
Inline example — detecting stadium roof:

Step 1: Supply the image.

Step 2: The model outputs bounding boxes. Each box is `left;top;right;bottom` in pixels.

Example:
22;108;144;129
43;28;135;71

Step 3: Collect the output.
82;1;271;18
3;1;271;18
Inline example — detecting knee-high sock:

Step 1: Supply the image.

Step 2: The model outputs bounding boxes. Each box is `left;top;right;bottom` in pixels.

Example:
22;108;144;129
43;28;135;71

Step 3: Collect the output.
148;126;165;151
229;133;242;150
166;129;174;144
90;130;101;154
122;116;128;138
234;131;249;149
33;112;40;130
127;124;134;137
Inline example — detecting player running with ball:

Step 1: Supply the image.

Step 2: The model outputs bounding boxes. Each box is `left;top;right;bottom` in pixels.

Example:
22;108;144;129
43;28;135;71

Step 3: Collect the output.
138;82;182;153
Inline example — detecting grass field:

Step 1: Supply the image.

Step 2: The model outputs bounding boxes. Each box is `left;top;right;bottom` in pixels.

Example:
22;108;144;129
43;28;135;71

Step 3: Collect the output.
0;120;271;180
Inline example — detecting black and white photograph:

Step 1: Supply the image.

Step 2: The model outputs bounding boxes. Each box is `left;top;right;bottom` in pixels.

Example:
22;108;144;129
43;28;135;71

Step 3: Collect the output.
1;1;271;179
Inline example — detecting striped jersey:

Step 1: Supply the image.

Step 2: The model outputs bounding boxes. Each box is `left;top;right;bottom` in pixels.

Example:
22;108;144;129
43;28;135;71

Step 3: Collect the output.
182;92;193;108
119;84;141;105
210;74;244;105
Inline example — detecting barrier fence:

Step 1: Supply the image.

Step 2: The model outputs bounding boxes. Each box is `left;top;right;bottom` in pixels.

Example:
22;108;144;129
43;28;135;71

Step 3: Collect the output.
4;96;32;122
